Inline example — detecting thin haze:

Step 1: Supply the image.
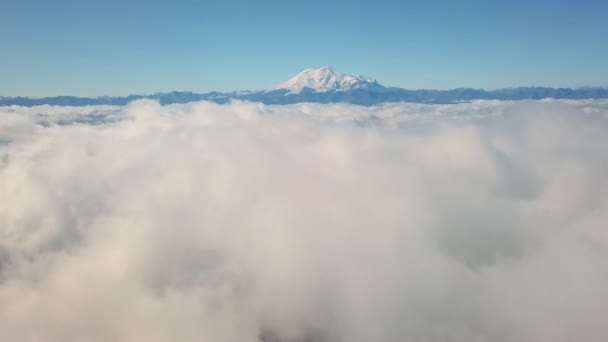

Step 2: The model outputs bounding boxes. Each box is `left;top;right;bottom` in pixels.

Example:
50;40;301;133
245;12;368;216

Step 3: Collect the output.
1;0;607;96
1;100;608;341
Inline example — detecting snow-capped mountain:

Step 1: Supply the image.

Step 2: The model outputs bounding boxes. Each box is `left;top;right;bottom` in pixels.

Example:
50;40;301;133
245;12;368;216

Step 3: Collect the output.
3;67;608;107
266;66;384;94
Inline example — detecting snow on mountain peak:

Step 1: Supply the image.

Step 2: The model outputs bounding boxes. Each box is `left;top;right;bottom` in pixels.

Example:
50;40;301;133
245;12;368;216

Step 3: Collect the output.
268;66;382;94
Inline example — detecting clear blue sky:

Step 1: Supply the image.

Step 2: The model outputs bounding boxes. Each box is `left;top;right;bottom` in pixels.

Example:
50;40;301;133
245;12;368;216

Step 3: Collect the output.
2;0;607;96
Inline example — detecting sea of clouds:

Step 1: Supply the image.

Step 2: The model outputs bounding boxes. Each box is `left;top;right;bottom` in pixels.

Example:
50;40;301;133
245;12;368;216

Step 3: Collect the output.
1;99;608;342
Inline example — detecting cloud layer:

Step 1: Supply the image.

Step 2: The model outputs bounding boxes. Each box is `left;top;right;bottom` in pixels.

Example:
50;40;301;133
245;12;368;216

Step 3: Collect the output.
1;99;608;342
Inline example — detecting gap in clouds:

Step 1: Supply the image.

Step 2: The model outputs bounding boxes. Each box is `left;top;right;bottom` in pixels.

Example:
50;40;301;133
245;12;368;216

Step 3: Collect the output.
1;99;608;341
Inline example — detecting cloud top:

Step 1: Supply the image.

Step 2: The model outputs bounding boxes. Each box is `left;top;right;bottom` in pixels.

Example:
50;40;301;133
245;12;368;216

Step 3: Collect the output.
1;99;608;341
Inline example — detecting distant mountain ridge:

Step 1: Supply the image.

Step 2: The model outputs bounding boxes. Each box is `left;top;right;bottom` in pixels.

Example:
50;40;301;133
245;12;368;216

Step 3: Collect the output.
2;67;608;106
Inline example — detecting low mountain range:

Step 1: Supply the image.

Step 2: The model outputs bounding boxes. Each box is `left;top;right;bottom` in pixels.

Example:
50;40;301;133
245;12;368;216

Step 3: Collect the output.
2;66;607;107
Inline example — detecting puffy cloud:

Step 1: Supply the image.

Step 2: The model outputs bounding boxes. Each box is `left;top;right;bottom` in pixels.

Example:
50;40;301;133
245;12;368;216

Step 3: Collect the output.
1;99;608;341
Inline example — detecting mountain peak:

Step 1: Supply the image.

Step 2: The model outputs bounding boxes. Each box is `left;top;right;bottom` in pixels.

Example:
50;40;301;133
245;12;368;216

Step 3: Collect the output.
268;67;383;94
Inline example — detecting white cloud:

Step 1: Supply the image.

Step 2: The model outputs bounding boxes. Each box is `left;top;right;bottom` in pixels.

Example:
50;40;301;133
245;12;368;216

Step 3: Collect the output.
1;99;608;341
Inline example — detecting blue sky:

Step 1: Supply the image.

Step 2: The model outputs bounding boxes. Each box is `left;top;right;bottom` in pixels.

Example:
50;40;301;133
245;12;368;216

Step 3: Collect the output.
2;0;607;96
